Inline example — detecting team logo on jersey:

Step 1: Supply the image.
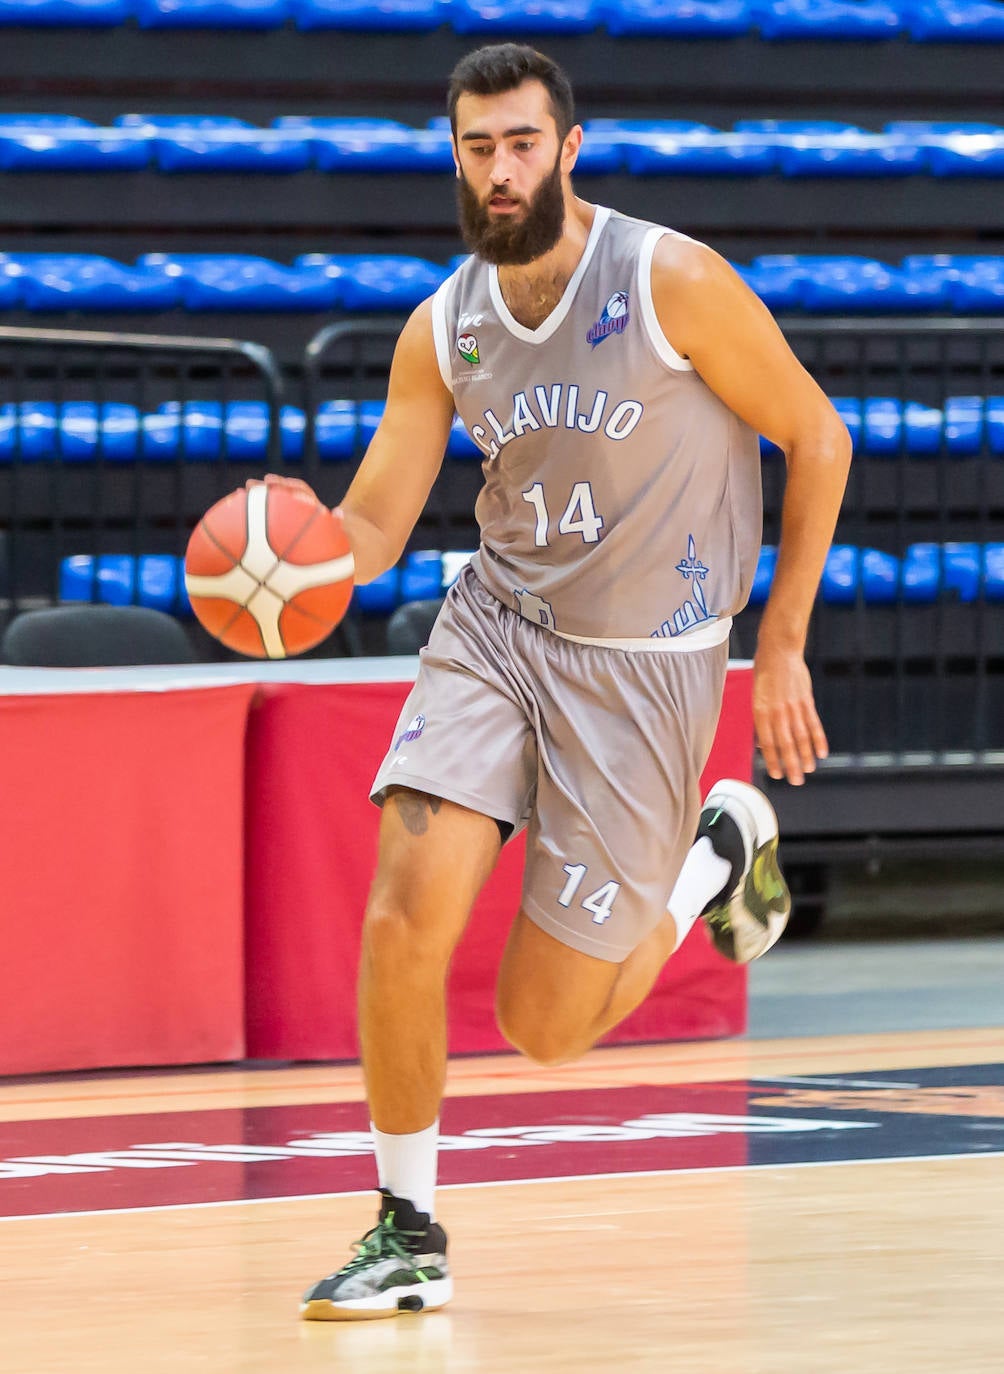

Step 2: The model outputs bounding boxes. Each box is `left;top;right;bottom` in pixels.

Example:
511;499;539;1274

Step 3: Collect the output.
395;713;427;750
651;535;717;639
586;291;630;348
457;332;480;365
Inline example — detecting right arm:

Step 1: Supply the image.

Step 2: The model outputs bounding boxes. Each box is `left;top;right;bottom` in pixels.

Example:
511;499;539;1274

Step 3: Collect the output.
339;297;455;584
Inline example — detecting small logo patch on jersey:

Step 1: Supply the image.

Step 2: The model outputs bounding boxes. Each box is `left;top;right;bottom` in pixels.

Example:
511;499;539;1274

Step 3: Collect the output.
586;291;630;348
651;535;718;639
395;713;427;750
457;333;480;365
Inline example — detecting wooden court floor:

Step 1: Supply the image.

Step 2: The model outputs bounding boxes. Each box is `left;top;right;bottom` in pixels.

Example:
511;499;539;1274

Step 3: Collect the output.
0;1027;1001;1374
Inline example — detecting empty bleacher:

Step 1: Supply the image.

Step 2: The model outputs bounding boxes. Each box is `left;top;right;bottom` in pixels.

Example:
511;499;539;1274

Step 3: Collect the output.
0;2;1002;885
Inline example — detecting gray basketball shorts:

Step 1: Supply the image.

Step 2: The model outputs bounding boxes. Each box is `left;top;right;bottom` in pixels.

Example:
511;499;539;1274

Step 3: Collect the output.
371;565;729;963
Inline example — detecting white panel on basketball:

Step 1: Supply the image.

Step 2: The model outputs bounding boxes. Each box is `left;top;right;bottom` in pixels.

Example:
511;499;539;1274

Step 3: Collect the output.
184;565;260;604
245;584;287;659
267;553;355;600
241;483;280;581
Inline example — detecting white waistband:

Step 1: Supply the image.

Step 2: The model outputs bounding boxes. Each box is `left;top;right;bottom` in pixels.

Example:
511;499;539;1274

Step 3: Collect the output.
548;616;733;653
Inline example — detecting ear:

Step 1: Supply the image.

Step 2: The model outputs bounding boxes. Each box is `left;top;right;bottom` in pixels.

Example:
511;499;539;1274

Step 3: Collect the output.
562;124;584;173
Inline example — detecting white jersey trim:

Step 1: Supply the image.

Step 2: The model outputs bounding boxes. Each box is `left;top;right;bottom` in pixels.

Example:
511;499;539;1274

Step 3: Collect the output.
549;616;732;653
489;205;612;346
431;276;455;394
638;227;695;373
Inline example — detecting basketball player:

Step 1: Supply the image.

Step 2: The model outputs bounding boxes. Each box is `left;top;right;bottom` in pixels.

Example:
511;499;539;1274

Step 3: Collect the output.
289;44;851;1318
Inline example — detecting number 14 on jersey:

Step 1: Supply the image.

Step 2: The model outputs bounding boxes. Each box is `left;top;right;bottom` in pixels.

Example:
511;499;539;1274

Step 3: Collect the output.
522;482;604;547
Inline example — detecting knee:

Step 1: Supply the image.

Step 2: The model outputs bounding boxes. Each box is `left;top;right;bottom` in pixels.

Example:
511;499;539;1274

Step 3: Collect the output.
495;998;590;1068
361;897;447;972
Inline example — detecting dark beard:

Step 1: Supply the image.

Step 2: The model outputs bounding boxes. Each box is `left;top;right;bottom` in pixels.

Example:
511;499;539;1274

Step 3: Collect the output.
456;156;565;266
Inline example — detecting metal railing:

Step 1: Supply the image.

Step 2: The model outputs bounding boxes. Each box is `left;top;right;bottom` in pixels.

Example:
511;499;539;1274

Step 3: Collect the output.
769;318;1004;760
0;324;284;615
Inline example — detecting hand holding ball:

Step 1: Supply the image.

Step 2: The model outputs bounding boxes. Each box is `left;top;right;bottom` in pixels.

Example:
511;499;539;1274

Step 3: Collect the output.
184;480;354;659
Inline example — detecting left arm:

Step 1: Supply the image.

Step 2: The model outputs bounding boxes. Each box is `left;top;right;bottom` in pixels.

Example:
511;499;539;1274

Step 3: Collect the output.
652;236;852;786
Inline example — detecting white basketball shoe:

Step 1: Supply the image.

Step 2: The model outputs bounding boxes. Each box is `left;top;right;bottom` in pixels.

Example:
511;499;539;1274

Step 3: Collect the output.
697;779;792;963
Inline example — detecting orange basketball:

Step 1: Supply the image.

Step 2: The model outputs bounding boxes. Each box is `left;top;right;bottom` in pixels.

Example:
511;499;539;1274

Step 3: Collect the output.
184;483;354;659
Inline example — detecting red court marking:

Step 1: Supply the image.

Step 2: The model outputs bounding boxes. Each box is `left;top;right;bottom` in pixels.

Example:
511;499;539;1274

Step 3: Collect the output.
0;1083;753;1217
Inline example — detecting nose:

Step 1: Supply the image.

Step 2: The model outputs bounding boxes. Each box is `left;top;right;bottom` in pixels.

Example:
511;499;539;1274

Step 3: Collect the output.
490;144;517;185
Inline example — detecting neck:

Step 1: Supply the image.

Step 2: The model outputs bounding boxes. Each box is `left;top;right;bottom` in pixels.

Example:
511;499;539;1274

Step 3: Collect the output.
496;197;595;297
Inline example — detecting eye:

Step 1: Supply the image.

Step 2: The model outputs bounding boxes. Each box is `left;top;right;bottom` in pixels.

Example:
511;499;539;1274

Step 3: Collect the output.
514;141;535;153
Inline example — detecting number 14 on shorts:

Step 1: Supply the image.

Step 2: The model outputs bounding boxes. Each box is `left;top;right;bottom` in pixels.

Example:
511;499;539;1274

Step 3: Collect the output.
558;864;621;925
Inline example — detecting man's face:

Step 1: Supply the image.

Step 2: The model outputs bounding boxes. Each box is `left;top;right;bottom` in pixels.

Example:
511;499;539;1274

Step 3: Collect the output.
453;80;570;266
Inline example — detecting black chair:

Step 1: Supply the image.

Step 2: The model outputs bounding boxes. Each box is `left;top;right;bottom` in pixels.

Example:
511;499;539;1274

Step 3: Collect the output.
385;597;444;655
0;605;198;667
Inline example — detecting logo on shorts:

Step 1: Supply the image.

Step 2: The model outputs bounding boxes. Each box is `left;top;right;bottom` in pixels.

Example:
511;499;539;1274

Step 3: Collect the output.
395;713;426;750
514;588;556;629
457;333;480;365
586;291;630;348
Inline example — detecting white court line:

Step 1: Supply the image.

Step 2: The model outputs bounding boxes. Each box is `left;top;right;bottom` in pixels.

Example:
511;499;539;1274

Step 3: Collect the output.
1;1149;1000;1224
752;1076;922;1089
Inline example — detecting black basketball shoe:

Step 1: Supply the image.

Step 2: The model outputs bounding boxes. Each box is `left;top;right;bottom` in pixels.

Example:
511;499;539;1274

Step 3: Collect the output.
697;778;791;963
300;1189;451;1321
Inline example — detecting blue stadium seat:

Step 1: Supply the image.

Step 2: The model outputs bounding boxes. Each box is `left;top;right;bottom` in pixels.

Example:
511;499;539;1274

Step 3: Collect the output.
0;116;149;171
314;400;384;459
820;546;900;604
449;0;602;33
401;549;444;602
135;0;290;27
861;398;904;455
794;256;947;312
984;544;1004;600
820;545;860;604
926;131;1004;178
901;544;940;604
604;0;753;37
755;0;903;40
8;255;180;310
902;401;943;454
907;1;1004;40
0;0;128;22
620;127;776;176
734;258;806;311
734;120;923;176
291;0;446;29
303;123;454;173
138;400;306;461
0;402;58;460
943;396;984;454
942;541;982;601
988;396;1004;453
294;254;448;310
60;554;189;613
117;116;310;173
0;267;21;307
137;253;337;310
860;547;900;603
946;260;1004;312
354;567;400;614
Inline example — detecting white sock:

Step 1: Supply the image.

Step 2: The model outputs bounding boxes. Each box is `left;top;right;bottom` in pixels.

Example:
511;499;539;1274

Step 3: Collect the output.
371;1118;439;1219
666;836;733;951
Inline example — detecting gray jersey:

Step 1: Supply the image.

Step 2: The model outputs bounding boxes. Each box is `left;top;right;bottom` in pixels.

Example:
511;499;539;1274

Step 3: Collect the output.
431;205;762;643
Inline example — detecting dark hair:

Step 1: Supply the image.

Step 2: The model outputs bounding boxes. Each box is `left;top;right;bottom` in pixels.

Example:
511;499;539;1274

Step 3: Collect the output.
448;43;576;142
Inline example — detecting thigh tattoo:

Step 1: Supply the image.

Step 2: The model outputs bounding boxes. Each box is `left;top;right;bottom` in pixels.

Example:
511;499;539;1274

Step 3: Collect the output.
389;788;442;836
